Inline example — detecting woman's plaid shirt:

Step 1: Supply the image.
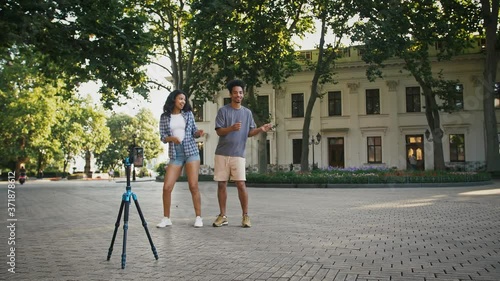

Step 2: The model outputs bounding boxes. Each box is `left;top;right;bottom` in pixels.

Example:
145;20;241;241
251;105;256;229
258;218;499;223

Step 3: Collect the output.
159;110;200;159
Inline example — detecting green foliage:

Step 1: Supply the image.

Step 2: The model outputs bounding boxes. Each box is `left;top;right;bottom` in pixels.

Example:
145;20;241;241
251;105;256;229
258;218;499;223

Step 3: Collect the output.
135;108;163;160
94;109;163;171
156;163;167;177
352;0;478;82
189;0;312;102
0;51;61;170
0;44;116;175
188;0;314;173
1;0;154;109
138;167;150;178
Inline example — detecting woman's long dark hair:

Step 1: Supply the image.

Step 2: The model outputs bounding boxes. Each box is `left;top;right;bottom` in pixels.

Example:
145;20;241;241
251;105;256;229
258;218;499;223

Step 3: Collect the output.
162;90;192;117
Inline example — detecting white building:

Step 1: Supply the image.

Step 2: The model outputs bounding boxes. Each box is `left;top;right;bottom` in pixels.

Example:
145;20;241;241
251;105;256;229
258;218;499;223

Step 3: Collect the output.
191;39;499;172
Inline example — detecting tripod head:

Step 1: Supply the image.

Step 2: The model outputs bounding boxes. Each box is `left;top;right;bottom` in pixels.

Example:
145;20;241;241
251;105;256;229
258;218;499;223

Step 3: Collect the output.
123;146;144;189
124;146;144;168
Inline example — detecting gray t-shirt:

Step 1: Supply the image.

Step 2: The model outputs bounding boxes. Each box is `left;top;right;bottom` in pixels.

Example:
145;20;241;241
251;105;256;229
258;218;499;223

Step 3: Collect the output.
214;104;256;157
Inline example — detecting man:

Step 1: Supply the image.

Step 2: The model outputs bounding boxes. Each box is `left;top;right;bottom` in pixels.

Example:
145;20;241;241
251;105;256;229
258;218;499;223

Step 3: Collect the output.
213;79;273;228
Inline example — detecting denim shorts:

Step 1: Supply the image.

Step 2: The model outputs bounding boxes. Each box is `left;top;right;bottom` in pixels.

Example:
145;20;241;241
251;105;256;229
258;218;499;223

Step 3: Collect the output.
168;144;200;166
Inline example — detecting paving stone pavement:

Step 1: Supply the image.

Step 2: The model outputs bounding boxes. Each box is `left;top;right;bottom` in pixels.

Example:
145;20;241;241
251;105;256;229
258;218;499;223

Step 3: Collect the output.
0;179;499;281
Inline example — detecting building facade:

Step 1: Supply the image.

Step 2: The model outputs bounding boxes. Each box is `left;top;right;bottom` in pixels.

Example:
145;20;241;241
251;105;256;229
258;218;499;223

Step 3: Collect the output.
190;40;499;173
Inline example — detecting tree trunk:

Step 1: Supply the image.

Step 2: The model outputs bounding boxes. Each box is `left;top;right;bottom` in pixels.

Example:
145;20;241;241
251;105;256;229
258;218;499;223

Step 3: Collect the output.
301;17;328;172
36;152;44;178
301;83;318;172
84;150;92;178
422;88;446;170
432;128;446;170
482;0;500;172
300;122;311;171
63;156;70;178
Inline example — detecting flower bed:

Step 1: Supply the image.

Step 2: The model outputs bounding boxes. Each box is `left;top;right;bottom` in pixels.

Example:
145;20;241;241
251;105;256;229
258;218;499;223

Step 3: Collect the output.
246;167;491;184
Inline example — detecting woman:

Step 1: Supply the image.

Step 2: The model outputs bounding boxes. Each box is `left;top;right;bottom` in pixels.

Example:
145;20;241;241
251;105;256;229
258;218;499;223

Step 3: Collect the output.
157;90;204;228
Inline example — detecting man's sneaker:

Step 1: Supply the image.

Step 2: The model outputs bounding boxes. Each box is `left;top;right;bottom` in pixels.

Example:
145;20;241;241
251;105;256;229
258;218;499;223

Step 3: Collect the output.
212;215;228;227
194;216;203;228
156;217;172;228
242;214;251;228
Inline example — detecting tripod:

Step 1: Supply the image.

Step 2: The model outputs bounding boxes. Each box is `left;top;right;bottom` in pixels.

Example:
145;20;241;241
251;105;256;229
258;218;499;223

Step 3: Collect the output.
107;156;158;269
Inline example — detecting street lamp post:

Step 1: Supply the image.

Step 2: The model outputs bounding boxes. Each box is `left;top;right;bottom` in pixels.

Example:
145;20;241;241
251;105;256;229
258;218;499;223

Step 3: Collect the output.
132;134;137;181
309;133;322;170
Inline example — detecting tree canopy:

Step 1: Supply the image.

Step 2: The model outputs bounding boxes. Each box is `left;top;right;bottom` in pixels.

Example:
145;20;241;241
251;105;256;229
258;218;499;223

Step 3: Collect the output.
1;0;154;109
94;109;163;171
352;0;481;170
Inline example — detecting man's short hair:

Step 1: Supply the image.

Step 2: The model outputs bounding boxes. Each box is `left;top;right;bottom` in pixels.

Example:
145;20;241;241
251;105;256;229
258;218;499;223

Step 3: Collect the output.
226;79;246;93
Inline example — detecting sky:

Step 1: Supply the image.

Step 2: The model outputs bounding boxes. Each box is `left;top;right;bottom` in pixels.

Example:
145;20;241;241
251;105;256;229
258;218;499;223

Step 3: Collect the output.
78;56;172;121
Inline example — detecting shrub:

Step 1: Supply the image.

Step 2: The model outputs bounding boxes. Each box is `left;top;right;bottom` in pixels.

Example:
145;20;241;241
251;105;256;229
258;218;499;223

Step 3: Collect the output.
156;163;167;177
246;168;491;184
68;173;85;180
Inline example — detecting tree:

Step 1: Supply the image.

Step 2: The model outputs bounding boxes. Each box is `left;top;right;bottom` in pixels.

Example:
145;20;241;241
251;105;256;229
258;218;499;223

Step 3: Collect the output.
134;108;164;161
190;0;313;172
52;96;105;177
79;104;110;177
480;0;500;172
1;0;154;109
95;110;163;171
299;0;356;172
94;114;133;171
352;0;479;170
0;49;60;176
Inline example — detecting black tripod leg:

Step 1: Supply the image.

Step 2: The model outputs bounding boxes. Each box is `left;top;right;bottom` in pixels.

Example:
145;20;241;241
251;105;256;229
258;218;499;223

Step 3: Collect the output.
133;196;159;260
121;199;131;269
107;200;125;261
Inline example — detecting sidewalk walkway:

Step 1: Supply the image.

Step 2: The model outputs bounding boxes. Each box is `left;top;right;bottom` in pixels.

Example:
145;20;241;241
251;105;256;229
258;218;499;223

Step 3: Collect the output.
1;180;499;280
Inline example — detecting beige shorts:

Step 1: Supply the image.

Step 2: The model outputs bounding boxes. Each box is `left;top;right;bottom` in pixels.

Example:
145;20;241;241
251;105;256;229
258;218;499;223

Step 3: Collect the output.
213;155;246;181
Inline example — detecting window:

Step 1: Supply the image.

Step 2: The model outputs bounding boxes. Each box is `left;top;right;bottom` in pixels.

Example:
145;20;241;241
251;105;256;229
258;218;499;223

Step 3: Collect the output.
494;82;500;108
453;84;464;110
258;139;271;164
257;95;270;120
406;87;421;112
367;136;382;163
366;89;380;114
498;133;500;154
291;93;304;117
292;139;302;164
300;51;312;60
328;91;342;116
357;47;365;57
192;100;204;122
449;134;465;162
223;98;231;105
342;48;351;58
478;38;486;50
435;41;444;50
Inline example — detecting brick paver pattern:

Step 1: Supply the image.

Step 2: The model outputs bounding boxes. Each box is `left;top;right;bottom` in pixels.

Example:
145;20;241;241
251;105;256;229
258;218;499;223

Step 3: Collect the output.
1;180;499;281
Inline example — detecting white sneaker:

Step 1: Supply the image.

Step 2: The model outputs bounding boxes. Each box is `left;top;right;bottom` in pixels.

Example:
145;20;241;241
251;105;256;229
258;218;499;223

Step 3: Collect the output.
156;217;172;228
194;216;203;228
